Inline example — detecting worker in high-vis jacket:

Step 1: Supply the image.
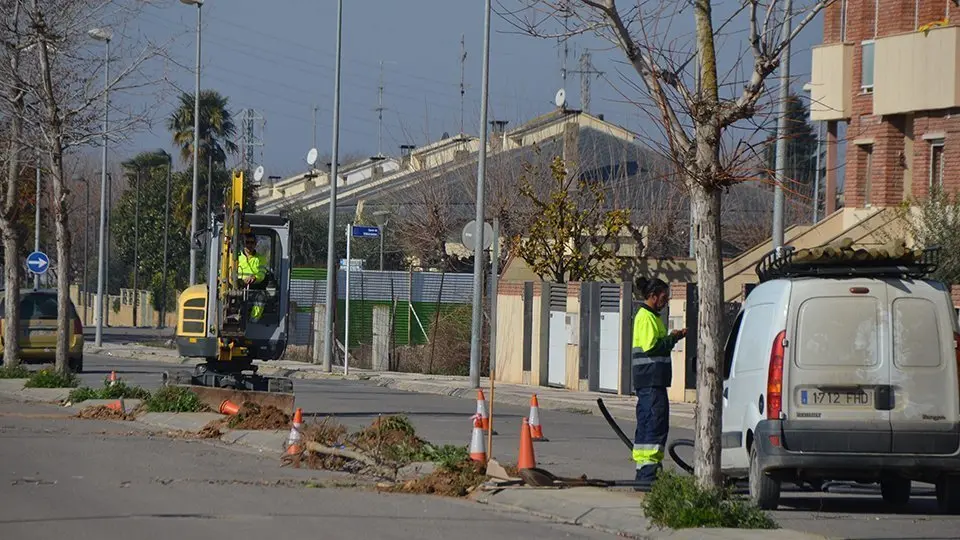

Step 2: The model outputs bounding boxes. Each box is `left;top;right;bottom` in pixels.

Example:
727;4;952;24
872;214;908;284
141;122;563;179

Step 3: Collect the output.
238;234;268;322
632;276;686;484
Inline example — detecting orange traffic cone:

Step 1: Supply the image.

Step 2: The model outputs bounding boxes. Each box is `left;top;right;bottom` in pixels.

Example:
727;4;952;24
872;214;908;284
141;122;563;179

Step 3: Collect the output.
476;389;497;435
528;394;548;441
518;417;536;470
219;399;240;415
106;398;125;412
469;415;487;462
284;408;304;456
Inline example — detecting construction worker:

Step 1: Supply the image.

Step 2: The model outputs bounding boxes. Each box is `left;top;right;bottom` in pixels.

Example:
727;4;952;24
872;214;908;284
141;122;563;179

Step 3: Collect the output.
632;276;686;485
238;233;267;321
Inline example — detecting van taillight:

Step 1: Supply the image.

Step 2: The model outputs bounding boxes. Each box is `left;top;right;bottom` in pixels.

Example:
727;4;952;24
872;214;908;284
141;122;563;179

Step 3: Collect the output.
73;318;83;336
767;330;787;420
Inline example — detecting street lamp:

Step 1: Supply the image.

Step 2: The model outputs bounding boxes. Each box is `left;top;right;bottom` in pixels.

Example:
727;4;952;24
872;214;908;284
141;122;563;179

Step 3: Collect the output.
372;209;390;271
321;0;345;372
132;165;141;327
74;175;90;324
155;149;173;329
181;0;203;286
33;154;41;289
88;26;111;347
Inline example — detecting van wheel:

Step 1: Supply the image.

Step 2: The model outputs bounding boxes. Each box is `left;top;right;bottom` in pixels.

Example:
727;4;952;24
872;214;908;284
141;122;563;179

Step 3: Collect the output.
880;477;911;506
937;475;960;514
749;445;780;510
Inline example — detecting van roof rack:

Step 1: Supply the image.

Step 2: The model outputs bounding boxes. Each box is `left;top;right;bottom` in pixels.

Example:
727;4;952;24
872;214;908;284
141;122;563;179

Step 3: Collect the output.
755;245;941;283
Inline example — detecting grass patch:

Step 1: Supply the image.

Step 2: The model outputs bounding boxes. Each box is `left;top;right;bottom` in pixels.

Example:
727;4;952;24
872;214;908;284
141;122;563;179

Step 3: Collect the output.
69;381;151;402
0;364;30;379
143;386;209;413
641;471;778;530
24;369;79;388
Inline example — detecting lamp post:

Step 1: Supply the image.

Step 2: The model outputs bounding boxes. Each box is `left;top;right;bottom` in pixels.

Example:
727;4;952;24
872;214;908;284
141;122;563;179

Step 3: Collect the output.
33;154;41;289
321;0;344;372
75;176;90;324
157;149;172;329
88;26;111;347
132;166;141;327
181;0;203;286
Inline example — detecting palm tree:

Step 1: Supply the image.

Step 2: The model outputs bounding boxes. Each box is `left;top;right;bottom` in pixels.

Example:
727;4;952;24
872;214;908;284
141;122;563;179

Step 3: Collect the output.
167;90;238;165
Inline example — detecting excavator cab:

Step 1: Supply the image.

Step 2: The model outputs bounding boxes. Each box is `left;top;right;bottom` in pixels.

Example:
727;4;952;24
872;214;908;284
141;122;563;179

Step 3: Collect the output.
171;171;294;412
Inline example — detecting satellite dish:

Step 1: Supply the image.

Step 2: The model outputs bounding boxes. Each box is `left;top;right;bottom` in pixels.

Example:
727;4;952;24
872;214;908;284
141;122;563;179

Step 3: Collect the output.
306;148;319;166
555;88;567;109
253;165;265;182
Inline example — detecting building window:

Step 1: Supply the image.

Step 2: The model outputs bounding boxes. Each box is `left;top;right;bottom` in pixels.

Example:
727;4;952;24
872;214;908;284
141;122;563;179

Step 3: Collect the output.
930;139;945;189
862;144;874;206
861;41;875;92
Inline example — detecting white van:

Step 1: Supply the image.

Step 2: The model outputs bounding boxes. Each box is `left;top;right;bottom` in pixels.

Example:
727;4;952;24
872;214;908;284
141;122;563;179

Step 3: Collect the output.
720;248;960;513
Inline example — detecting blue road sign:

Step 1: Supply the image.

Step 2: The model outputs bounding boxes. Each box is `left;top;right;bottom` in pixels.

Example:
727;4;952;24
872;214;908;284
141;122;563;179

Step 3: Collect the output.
27;251;50;275
351;225;380;238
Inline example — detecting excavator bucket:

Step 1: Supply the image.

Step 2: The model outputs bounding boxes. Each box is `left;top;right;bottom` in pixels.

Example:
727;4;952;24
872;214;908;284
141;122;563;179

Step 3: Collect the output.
162;370;296;415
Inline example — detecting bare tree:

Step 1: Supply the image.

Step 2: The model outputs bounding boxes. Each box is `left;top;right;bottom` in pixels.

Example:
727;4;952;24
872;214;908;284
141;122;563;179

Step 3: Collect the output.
4;0;166;374
506;0;831;487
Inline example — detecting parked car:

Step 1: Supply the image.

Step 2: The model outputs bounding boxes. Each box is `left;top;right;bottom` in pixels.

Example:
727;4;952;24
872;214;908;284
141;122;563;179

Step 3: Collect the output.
0;289;84;372
720;250;960;514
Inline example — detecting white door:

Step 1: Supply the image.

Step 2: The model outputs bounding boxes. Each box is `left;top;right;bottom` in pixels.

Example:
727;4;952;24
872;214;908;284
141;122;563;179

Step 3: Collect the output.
720;310;746;473
598;312;620;392
548;311;567;387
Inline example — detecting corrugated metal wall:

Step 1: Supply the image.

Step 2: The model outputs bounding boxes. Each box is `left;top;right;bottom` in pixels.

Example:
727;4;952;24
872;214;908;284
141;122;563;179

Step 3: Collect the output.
287;269;474;347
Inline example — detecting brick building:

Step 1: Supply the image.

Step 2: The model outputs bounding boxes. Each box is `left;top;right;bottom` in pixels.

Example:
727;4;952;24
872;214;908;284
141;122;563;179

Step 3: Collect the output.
810;0;960;210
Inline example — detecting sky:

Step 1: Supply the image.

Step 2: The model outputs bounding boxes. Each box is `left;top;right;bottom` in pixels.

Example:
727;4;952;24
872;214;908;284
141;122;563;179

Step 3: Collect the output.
108;1;824;179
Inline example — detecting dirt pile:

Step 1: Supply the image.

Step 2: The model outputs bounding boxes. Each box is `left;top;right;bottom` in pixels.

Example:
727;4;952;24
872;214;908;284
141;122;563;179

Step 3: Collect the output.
386;460;487;497
76;405;135;421
197;422;223;439
226;403;291;430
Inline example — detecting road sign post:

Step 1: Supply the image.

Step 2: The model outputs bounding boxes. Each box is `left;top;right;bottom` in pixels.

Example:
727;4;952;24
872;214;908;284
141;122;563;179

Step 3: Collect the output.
344;224;380;376
27;251;50;287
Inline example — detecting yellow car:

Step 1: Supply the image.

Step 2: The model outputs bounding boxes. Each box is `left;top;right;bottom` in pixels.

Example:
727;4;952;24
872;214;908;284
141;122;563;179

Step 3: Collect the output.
0;289;84;372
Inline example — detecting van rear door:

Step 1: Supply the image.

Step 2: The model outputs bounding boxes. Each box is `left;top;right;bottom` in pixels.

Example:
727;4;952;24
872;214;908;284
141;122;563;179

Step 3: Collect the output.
887;280;960;455
785;279;891;453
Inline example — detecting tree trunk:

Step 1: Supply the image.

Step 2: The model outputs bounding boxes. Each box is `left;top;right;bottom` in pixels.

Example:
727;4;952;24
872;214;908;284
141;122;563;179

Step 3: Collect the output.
690;181;724;489
2;227;23;367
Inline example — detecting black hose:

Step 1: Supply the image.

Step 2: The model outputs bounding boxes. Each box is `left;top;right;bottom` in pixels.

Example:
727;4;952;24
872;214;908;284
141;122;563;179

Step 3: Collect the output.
597;398;696;476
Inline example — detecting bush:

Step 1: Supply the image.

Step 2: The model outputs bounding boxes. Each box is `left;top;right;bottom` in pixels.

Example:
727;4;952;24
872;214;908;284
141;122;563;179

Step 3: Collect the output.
421;444;470;470
24;369;80;388
641;471;778;530
0;364;31;379
69;381;151;402
144;386;208;413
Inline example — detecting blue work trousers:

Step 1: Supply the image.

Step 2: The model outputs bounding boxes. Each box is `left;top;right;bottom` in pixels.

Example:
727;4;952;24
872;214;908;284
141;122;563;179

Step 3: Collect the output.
634;386;669;482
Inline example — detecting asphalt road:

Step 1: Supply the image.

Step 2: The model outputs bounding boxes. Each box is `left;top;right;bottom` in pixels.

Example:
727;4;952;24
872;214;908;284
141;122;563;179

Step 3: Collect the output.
77;353;960;539
0;397;613;540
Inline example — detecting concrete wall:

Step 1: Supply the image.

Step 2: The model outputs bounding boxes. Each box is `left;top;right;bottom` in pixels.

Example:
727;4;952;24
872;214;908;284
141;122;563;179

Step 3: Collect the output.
69;285;177;329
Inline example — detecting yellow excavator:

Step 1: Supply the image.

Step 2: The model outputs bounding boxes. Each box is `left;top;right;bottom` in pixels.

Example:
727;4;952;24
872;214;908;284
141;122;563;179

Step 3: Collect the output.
165;170;295;413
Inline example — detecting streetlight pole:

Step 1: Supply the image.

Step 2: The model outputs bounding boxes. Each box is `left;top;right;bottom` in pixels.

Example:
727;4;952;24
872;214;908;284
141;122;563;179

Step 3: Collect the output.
89;27;111;347
132;166;141;327
182;0;203;286
75;176;90;324
160;150;172;329
772;0;792;250
321;0;345;372
33;154;41;290
468;0;493;389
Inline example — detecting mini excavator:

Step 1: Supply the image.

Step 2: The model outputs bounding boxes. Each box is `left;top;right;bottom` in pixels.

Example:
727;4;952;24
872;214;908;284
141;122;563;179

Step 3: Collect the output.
167;170;295;413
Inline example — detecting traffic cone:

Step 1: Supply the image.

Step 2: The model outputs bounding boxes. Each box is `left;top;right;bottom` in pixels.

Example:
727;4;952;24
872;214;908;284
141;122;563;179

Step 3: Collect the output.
219;399;240;415
518;417;536;470
284;408;304;456
106;398;125;413
475;389;497;435
469;415;487;462
528;394;548;441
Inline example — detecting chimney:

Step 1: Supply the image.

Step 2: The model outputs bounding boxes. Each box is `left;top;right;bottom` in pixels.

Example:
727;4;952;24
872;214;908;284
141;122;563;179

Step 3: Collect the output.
400;144;416;169
597;113;604;121
489;120;509;151
562;122;580;165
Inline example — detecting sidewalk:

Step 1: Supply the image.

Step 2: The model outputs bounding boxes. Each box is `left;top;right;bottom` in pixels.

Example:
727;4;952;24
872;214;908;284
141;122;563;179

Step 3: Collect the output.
85;342;697;429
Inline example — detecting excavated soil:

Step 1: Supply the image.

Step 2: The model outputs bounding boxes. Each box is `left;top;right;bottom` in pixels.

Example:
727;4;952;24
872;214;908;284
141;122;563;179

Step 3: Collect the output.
225;402;291;430
386;460;487;497
197;423;223;439
75;405;135;421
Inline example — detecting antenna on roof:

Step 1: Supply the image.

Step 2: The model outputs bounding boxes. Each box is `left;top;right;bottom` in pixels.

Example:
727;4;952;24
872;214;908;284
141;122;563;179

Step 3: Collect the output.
376;60;386;158
460;34;467;136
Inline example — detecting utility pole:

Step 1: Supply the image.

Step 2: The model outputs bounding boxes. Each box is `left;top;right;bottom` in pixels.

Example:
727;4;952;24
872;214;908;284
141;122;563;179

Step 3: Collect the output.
312;105;318;151
33;155;40;289
772;0;792;250
376;60;385;157
813;120;823;223
132;167;140;327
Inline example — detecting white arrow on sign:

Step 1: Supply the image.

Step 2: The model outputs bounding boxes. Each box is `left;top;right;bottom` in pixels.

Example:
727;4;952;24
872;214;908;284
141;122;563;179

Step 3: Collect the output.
30;258;48;270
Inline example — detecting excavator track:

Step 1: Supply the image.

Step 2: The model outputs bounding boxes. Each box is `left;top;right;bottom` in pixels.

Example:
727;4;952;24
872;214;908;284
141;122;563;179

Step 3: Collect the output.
162;363;295;414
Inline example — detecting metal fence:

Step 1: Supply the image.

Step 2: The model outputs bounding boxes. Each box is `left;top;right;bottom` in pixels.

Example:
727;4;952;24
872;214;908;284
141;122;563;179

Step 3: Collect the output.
287;268;476;369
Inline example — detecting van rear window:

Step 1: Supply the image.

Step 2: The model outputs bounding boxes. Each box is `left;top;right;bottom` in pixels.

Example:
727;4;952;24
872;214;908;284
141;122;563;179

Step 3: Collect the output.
893;297;942;368
796;297;879;367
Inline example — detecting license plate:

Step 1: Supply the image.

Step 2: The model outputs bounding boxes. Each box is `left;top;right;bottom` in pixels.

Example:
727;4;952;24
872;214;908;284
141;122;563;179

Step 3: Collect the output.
801;388;873;407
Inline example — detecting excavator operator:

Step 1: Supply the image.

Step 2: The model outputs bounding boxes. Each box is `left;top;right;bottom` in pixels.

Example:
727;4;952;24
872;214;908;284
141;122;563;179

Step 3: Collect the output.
238;233;268;322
